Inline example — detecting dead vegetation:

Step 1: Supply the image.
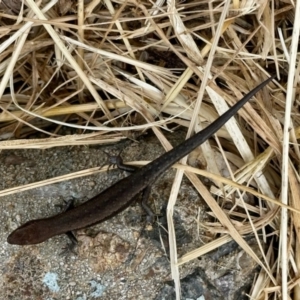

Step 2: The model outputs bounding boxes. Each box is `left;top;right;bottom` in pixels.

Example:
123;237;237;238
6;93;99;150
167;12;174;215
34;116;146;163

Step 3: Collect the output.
0;0;299;299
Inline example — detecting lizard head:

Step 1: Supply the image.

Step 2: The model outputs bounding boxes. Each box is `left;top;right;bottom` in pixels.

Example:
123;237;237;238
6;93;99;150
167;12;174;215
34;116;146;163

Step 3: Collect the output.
7;218;56;245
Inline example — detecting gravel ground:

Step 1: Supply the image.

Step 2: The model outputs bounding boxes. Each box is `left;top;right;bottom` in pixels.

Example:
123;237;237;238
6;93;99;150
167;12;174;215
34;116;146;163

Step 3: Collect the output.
1;133;259;300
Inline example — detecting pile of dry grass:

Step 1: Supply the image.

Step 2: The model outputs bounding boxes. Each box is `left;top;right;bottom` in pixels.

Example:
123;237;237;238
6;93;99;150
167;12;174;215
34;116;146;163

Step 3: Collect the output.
0;1;299;299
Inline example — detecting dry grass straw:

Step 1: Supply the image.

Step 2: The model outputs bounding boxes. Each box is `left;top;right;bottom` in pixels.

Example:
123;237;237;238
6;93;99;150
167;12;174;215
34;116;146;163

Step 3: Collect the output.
0;0;299;299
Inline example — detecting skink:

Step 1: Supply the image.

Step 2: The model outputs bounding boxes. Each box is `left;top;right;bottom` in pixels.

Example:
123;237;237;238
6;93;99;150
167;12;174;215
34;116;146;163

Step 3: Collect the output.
7;76;274;245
